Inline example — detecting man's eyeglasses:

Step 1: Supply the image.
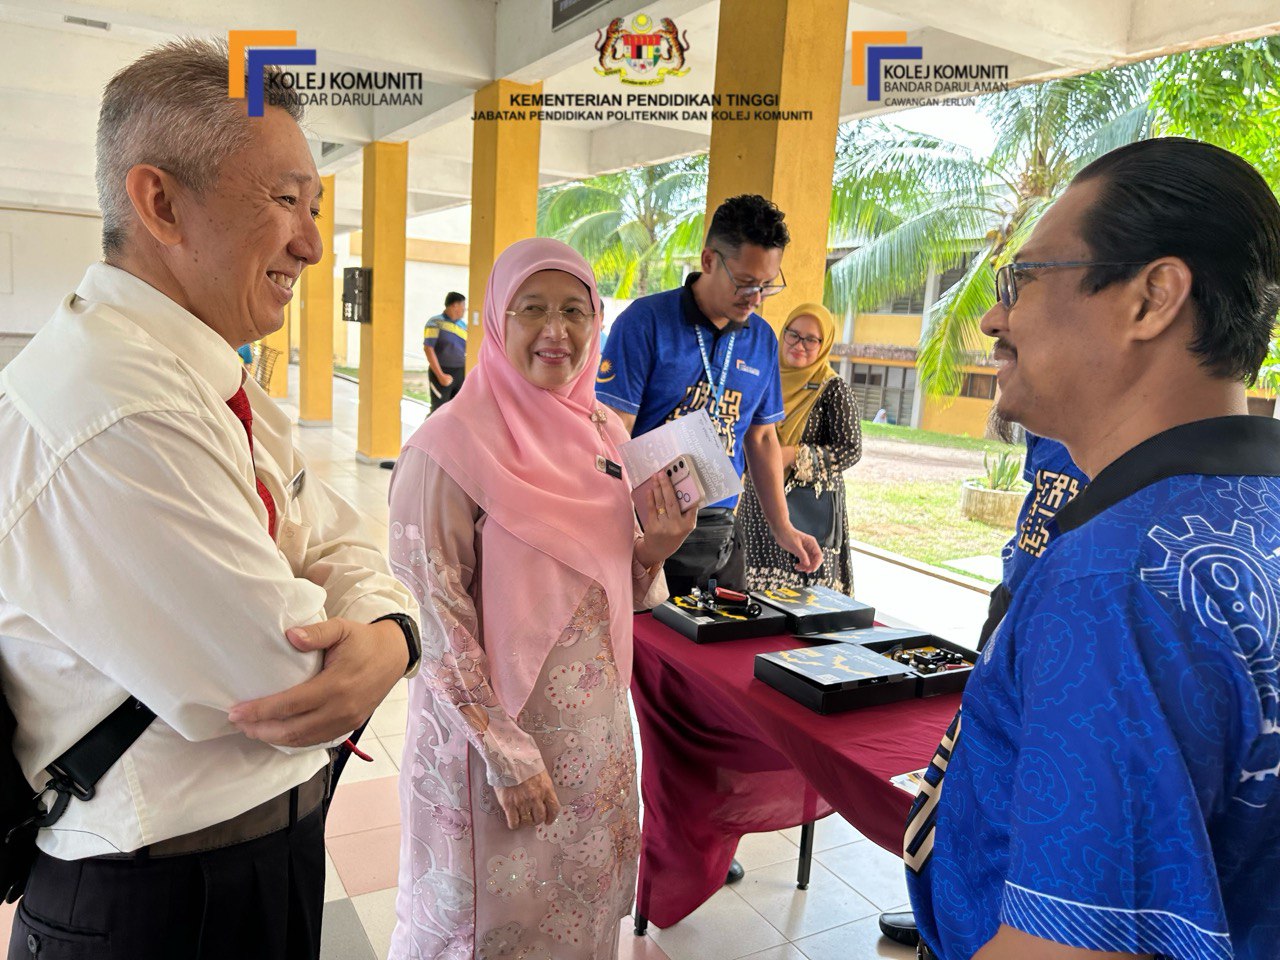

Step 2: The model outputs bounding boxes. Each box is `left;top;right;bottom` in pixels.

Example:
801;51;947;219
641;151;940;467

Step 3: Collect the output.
505;304;597;328
994;260;1147;309
714;249;786;299
783;329;822;349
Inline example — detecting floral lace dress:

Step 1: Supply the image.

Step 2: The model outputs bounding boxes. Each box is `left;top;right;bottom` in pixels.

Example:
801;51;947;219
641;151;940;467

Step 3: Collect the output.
387;448;666;960
741;376;862;593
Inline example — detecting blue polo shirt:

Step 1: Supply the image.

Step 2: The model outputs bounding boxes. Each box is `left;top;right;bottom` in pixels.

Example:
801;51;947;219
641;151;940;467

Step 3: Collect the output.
907;416;1280;959
594;274;784;508
423;312;467;369
1001;434;1086;592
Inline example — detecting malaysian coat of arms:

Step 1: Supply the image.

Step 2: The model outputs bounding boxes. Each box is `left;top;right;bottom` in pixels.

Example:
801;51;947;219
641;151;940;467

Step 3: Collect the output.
595;14;690;85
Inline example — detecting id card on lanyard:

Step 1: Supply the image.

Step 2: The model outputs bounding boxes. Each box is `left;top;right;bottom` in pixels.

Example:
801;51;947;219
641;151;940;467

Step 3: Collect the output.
694;326;736;432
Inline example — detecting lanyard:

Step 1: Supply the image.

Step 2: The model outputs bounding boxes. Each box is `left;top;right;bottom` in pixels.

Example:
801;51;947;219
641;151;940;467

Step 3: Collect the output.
694;326;736;423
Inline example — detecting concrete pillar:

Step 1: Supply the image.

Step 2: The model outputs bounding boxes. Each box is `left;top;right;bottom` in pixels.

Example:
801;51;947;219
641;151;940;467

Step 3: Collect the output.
299;173;335;425
357;141;408;462
261;299;291;398
911;267;941;429
704;0;850;330
466;80;542;370
332;272;347;365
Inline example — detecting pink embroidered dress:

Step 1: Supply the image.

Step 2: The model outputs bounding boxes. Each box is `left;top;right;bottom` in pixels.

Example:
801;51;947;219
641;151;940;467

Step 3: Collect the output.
387;450;665;959
387;238;665;959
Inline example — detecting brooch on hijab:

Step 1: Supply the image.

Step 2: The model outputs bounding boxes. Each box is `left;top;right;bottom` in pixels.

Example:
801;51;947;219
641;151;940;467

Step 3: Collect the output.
590;409;623;480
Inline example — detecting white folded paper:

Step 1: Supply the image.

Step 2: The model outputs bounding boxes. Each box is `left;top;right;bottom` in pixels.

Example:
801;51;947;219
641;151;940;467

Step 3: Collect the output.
617;409;743;506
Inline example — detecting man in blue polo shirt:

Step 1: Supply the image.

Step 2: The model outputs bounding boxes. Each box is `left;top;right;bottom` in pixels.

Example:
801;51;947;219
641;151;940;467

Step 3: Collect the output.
423;291;467;412
906;138;1280;960
596;194;821;597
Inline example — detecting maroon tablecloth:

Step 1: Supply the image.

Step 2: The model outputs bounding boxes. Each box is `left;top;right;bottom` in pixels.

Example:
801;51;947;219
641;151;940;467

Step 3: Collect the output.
631;613;960;927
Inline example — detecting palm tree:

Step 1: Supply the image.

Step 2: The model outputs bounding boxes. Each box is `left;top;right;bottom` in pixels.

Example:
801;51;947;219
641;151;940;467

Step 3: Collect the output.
538;155;708;297
1151;38;1280;192
825;64;1157;396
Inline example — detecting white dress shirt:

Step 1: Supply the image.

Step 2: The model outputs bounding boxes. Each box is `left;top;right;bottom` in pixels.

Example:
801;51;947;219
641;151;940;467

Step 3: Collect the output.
0;263;412;859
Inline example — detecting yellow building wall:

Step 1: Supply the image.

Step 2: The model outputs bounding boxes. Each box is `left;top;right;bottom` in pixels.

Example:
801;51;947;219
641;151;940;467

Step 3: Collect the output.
920;395;994;436
851;313;921;348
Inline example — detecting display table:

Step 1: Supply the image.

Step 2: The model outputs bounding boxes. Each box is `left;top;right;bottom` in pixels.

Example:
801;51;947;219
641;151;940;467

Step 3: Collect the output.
631;613;960;928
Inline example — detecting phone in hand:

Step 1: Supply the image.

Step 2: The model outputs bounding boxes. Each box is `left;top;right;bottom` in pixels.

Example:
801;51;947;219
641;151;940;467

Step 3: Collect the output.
663;455;704;514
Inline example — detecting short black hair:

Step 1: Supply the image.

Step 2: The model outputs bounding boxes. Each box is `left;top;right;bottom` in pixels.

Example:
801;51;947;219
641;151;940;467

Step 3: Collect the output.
706;194;790;254
1073;138;1280;383
444;291;466;307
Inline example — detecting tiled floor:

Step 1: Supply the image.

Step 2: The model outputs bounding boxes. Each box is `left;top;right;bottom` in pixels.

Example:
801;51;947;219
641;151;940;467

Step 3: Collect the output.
1;371;969;959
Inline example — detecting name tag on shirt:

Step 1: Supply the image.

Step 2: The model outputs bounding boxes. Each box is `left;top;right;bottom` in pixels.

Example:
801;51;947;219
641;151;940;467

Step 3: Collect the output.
596;456;623;480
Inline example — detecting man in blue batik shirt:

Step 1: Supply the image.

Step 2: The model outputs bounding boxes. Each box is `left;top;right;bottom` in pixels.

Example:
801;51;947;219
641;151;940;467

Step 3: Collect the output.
906;138;1280;960
881;430;1087;949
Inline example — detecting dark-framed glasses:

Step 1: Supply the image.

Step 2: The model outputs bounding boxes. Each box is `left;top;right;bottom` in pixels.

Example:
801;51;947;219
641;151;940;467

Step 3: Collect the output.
505;304;598;328
714;249;786;299
783;328;822;349
994;260;1148;309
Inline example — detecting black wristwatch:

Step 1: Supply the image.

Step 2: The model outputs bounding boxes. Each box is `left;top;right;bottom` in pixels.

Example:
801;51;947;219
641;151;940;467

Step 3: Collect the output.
373;612;421;676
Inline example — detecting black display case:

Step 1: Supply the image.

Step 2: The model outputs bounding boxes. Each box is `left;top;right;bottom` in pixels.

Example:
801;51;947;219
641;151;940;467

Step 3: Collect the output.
753;642;915;714
653;595;790;644
753;586;875;635
857;634;977;697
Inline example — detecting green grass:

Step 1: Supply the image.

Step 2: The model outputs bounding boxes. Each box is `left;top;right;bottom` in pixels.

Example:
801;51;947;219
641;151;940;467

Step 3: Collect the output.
861;420;1020;455
846;476;1015;582
335;365;433;405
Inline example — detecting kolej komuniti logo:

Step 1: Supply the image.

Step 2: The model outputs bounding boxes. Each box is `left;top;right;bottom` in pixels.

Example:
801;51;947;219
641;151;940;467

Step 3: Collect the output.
851;30;1009;106
229;30;424;116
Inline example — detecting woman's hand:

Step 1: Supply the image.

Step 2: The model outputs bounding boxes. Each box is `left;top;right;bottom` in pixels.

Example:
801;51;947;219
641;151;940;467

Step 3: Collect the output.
780;444;798;471
634;469;698;569
495;771;561;829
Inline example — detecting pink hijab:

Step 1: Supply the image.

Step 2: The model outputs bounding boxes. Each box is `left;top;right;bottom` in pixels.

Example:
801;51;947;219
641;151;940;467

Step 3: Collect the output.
399;238;635;717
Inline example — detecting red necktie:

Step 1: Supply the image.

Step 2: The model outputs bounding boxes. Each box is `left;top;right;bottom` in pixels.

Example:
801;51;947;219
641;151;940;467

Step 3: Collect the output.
226;386;277;539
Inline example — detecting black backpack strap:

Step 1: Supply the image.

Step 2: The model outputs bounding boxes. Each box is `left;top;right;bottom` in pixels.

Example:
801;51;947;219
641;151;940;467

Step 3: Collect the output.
32;696;155;828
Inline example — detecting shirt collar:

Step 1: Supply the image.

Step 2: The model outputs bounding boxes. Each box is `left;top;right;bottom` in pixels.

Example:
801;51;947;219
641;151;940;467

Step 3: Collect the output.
680;273;750;334
75;263;245;402
1054;415;1280;533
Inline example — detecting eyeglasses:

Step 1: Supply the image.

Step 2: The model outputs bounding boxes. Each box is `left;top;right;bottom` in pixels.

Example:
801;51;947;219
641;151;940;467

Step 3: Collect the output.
505;304;598;328
783;329;822;349
993;260;1148;309
714;249;786;299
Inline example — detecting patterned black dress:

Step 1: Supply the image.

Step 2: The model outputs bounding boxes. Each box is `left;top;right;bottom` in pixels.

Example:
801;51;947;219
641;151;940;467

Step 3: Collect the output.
741;376;862;593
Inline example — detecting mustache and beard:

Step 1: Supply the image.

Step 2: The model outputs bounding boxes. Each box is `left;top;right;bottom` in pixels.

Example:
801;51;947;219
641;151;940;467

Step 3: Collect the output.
987;405;1020;445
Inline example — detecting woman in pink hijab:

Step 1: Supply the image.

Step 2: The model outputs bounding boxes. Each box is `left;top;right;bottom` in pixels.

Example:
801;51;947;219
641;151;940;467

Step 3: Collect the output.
387;239;694;960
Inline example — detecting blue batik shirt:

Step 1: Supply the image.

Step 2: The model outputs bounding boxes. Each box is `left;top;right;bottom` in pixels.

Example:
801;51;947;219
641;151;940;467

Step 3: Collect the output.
1000;434;1086;593
907;416;1280;959
594;274;784;508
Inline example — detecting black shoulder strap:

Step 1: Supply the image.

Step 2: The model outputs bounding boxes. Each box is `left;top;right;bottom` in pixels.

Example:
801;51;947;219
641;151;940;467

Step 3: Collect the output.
35;697;155;827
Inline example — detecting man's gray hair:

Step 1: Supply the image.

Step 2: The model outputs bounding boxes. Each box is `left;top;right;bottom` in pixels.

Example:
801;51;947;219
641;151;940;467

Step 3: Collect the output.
96;37;304;255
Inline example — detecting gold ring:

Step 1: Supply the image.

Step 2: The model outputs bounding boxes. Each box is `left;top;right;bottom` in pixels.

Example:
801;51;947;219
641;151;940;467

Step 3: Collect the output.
657;507;667;516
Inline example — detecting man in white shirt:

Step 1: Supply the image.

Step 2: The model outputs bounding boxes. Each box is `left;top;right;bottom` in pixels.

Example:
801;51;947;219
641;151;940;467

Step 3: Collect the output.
0;39;415;959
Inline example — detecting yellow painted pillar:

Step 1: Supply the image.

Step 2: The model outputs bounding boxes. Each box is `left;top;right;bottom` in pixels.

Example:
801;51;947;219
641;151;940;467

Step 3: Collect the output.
332;273;347;365
466;80;542;370
299;174;335;425
704;0;850;329
357;141;408;461
261;299;291;398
